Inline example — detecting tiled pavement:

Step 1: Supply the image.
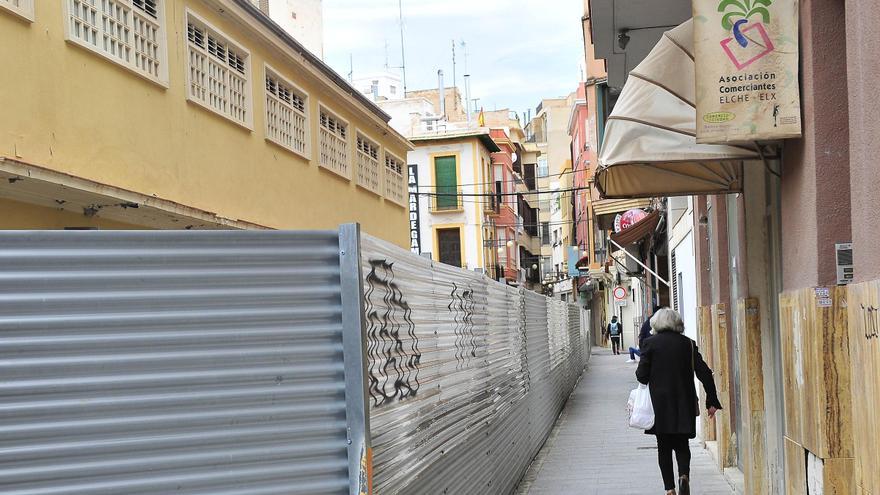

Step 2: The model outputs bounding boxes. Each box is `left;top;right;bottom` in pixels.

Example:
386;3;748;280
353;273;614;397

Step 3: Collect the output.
516;348;736;495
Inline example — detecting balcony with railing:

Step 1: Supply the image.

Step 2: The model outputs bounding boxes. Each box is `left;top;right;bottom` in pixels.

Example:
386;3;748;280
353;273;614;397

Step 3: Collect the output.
430;188;464;213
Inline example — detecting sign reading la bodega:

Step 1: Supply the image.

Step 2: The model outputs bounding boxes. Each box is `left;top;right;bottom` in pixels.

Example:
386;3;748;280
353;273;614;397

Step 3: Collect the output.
694;0;801;143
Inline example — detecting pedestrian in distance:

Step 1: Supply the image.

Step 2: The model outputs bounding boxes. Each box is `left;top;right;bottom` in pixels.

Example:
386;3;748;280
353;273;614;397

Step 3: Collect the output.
635;308;722;495
606;315;623;355
627;305;660;362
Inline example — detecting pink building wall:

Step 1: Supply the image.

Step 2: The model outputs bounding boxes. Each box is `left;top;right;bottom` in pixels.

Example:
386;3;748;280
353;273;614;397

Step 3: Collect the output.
780;0;851;290
846;0;880;283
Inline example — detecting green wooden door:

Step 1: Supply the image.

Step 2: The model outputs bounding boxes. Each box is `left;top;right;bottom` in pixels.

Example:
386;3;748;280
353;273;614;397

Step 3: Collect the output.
434;156;458;209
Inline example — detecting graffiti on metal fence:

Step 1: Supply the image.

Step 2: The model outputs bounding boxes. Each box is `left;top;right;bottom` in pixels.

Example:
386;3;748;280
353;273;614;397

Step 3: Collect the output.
859;304;880;340
449;283;478;369
365;259;421;407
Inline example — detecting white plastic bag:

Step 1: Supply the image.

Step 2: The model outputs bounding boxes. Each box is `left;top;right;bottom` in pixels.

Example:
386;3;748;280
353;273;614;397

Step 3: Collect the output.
628;384;655;430
626;388;638;425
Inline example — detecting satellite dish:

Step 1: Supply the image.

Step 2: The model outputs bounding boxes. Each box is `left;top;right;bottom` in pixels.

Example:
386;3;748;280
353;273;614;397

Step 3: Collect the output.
511;152;518;163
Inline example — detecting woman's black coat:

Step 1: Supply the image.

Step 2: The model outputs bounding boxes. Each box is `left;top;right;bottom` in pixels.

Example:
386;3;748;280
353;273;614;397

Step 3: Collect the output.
635;331;722;438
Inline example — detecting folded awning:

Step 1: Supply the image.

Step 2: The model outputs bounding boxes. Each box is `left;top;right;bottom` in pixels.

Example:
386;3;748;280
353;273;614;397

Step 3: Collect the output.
592;198;653;230
610;210;661;247
594;19;760;199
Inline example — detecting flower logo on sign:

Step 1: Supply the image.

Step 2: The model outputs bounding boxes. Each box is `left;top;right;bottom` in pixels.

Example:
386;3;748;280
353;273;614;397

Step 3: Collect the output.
718;0;775;70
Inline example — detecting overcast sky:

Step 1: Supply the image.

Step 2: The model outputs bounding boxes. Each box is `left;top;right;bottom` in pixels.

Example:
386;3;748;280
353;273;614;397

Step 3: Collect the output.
323;0;585;118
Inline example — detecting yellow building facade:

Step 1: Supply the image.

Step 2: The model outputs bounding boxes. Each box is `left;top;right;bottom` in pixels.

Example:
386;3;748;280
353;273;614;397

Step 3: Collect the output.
0;0;412;246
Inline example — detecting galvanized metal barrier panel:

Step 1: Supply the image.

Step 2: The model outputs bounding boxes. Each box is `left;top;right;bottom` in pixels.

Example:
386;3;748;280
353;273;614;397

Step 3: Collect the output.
360;235;587;495
0;230;364;495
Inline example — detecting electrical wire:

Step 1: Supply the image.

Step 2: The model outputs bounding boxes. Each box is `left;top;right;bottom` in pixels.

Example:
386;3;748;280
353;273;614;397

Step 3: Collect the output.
416;185;590;197
415;166;591;190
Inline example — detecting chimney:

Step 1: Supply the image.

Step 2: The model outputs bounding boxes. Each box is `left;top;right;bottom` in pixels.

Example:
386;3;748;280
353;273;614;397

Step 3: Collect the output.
438;70;446;119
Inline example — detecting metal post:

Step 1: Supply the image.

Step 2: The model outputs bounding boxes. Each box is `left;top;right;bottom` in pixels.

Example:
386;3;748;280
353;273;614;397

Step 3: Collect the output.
339;223;372;495
609;238;670;287
464;74;471;126
398;0;407;94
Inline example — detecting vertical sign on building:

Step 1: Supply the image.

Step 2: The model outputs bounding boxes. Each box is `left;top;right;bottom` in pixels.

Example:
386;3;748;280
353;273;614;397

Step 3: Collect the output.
694;0;801;143
567;246;581;277
408;164;421;254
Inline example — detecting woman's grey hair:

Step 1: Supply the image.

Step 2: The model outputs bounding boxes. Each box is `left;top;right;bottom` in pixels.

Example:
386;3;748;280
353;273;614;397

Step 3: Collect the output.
650;308;685;333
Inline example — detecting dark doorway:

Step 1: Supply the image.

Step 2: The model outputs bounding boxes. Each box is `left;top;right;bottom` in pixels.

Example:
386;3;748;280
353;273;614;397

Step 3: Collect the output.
437;228;462;268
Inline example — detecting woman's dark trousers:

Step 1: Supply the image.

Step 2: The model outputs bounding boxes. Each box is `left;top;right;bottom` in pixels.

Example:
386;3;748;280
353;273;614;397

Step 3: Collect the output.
656;433;690;490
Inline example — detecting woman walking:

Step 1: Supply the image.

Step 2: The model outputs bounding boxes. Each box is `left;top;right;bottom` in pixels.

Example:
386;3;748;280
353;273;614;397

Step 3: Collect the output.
636;308;722;495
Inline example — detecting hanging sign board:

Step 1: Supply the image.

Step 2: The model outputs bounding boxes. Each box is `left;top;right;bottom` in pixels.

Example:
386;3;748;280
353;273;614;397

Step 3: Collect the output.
693;0;801;143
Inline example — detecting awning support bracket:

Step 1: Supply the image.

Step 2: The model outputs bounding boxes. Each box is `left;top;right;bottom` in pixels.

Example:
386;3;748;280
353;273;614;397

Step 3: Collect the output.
609;238;671;287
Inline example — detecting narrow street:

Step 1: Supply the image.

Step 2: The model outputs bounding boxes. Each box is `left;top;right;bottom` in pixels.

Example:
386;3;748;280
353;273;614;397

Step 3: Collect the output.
517;349;735;495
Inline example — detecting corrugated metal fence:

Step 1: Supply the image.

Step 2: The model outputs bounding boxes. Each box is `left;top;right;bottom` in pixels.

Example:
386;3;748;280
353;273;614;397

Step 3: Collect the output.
0;225;589;495
361;234;591;495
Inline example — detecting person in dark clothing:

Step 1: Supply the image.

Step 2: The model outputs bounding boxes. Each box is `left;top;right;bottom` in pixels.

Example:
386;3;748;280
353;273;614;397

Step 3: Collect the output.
628;306;660;362
636;308;722;495
606;316;623;355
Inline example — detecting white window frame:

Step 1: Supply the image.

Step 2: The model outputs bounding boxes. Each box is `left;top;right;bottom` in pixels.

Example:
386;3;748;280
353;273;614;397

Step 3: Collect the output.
263;64;310;159
317;104;351;180
63;0;169;86
184;9;253;129
383;151;406;207
0;0;34;22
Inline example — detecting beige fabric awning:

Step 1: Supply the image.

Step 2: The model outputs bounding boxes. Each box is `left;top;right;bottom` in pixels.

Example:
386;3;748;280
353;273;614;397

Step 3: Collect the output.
592;198;652;217
594;20;760;199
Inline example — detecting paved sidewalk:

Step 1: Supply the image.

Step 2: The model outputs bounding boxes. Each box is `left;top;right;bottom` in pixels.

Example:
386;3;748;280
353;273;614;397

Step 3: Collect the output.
517;348;735;495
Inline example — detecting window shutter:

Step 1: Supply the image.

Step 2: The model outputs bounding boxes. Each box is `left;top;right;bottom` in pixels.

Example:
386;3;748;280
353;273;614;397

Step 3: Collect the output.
434;156;458;209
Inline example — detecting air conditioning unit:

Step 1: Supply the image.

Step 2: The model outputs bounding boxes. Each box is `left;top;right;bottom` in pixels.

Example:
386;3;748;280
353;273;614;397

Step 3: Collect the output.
473;268;485;275
835;243;854;285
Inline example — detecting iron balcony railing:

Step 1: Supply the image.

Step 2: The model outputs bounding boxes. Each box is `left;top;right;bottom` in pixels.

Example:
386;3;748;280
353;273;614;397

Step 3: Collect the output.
430;187;464;212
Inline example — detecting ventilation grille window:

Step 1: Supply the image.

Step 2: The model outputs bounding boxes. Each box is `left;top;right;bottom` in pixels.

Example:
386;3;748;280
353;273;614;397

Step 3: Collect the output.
0;0;34;21
66;0;165;82
384;153;406;206
265;70;308;156
356;135;381;194
186;16;250;126
319;110;350;178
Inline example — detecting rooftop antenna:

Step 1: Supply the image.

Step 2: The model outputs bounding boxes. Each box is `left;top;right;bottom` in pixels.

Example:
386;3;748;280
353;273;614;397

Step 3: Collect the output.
348;53;353;82
384;39;390;69
451;40;457;111
398;0;407;94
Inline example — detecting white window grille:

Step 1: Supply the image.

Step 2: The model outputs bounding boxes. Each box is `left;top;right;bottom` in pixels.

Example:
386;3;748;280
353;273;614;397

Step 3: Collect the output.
264;66;309;157
0;0;34;21
186;12;251;127
384;152;406;206
319;109;350;179
355;133;382;194
65;0;166;84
